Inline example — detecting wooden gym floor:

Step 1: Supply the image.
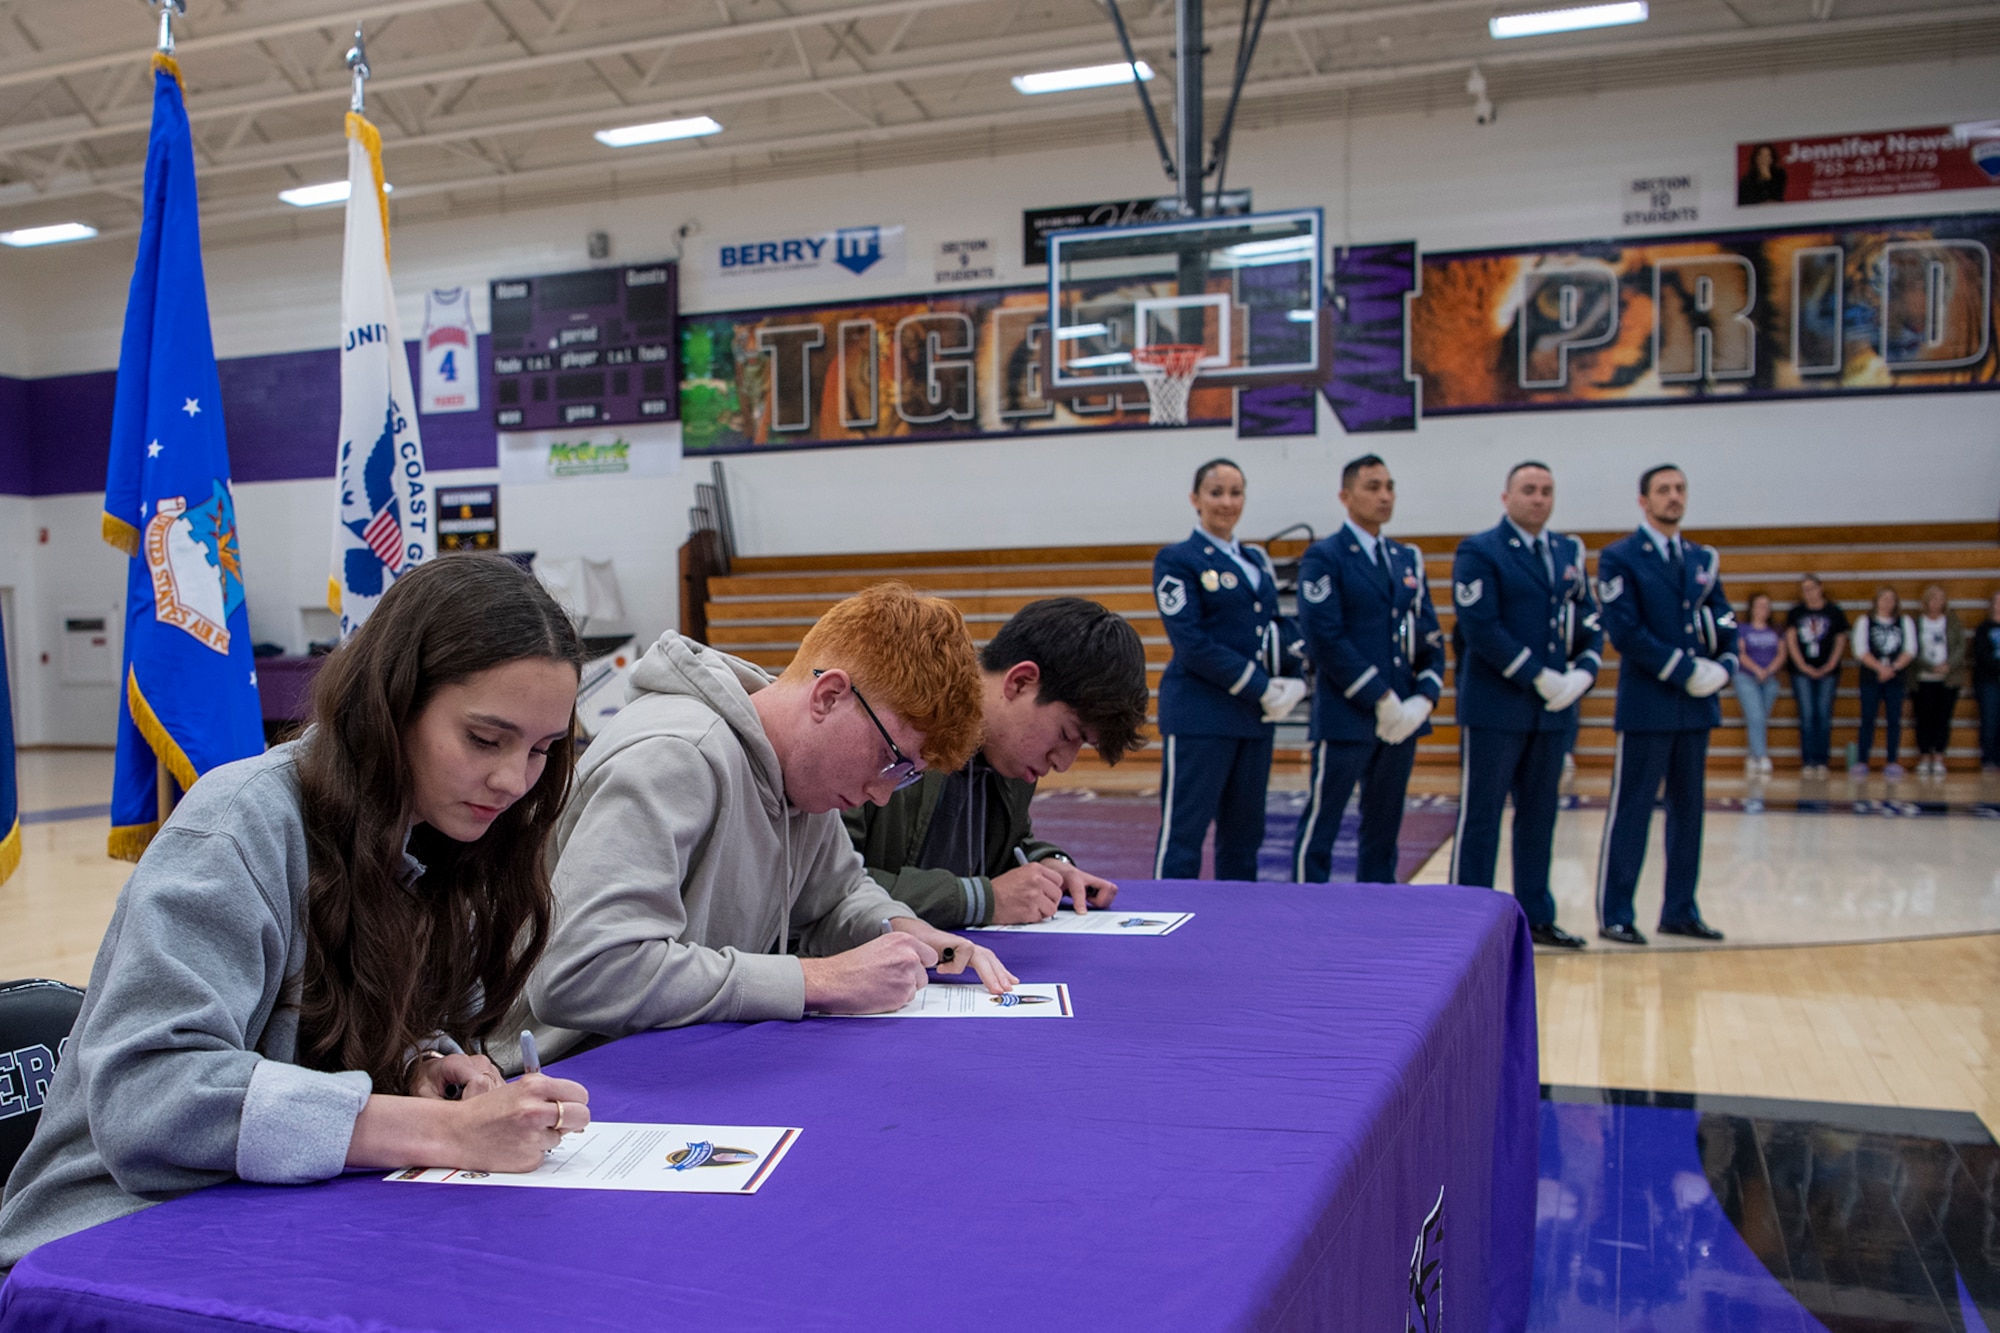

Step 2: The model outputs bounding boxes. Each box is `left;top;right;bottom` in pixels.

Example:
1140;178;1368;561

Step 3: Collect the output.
6;747;1997;1134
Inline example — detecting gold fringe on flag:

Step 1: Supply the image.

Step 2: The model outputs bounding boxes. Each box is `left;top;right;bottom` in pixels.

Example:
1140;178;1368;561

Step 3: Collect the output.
0;816;20;885
345;111;392;268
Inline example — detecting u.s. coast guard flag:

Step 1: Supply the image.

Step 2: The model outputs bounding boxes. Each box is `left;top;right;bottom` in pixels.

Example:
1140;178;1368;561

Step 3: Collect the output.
331;110;431;634
101;54;265;861
0;603;19;885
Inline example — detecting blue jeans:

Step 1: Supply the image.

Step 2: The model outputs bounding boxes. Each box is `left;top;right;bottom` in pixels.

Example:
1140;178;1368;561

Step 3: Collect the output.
1978;680;2000;766
1857;672;1906;765
1791;672;1837;767
1732;673;1780;760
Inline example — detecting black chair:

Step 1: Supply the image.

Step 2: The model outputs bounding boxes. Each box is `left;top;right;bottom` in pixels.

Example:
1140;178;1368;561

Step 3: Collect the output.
0;979;85;1181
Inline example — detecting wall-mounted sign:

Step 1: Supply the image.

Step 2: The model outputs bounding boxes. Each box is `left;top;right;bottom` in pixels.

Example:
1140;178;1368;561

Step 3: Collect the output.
497;422;683;485
436;484;498;551
488;262;678;432
1409;211;2000;414
677;288;1231;454
1021;191;1251;266
1737;122;2000;206
934;238;997;286
1620;173;1700;229
695;224;907;292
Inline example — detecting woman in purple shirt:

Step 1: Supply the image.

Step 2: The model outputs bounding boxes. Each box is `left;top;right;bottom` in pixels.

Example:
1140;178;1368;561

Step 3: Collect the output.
1732;591;1784;775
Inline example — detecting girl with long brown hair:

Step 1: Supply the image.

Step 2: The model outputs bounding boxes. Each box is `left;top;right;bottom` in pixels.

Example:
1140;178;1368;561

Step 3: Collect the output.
1;555;592;1272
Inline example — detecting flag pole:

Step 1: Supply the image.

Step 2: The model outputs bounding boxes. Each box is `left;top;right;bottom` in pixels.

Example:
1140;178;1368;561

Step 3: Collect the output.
154;1;185;55
346;28;369;115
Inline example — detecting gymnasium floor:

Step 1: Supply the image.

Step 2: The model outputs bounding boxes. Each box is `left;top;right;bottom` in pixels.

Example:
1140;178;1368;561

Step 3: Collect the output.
6;748;1998;1328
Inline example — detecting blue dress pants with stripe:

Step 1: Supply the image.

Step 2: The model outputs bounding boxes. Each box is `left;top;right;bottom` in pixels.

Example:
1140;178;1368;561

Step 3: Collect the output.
1449;727;1567;927
1597;729;1710;930
1292;738;1416;884
1155;733;1273;881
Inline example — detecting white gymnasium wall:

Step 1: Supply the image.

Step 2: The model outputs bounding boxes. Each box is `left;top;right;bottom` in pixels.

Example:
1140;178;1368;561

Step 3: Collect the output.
3;54;1998;743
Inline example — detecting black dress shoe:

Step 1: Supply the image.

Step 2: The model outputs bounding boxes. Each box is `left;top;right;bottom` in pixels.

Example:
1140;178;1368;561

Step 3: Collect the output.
1658;918;1725;941
1531;923;1587;949
1598;923;1648;946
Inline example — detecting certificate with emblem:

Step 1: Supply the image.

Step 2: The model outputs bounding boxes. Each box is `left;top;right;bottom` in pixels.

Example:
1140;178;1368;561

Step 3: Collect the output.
814;982;1073;1017
384;1123;802;1194
969;911;1192;937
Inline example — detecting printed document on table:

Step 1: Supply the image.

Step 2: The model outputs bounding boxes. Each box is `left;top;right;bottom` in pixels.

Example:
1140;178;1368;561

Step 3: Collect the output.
815;982;1073;1018
969;911;1192;936
383;1123;800;1194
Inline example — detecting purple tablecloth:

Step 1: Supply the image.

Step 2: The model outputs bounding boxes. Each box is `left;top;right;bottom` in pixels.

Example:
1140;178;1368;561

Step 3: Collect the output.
0;882;1538;1332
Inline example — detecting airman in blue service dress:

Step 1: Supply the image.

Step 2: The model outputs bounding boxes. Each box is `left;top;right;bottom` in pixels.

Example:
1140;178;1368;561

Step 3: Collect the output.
1595;525;1738;942
1450;520;1602;944
1152;530;1305;880
1291;522;1445;883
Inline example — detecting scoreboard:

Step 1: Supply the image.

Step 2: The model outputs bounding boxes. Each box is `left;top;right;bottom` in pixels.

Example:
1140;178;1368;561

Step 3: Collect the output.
489;261;679;431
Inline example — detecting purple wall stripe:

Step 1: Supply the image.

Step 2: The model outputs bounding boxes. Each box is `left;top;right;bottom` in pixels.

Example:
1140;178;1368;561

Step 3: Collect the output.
0;336;500;497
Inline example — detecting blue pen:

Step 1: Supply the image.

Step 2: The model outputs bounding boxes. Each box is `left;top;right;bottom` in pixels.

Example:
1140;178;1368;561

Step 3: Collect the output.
519;1030;542;1077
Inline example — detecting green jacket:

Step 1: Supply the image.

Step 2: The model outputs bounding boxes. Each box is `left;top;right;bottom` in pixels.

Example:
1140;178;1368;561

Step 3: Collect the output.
842;765;1071;928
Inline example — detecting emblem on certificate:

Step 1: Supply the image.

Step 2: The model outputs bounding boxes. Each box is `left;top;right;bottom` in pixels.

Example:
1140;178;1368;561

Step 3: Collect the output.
667;1142;762;1170
1201;569;1221;592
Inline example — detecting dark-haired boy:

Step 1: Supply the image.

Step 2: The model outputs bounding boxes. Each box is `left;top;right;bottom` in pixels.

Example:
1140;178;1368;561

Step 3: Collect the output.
845;597;1151;928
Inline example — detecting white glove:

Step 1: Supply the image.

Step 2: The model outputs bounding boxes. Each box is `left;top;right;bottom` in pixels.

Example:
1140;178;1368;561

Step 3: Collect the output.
1259;676;1308;722
1542;668;1594;713
1684;658;1730;698
1374;690;1405;741
1380;695;1433;746
1532;668;1565;702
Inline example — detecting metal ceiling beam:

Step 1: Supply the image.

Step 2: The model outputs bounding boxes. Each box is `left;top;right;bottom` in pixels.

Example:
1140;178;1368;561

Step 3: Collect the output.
0;0;996;154
51;3;2000;242
0;0;476;94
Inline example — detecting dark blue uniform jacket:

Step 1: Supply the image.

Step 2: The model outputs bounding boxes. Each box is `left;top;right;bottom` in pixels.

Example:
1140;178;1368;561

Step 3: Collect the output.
1297;527;1444;744
1154;532;1304;740
1452;522;1604;734
1597;528;1740;733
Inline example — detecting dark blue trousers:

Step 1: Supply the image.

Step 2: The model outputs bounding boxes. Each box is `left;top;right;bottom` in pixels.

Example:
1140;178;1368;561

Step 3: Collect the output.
1155;733;1273;881
1596;729;1710;930
1449;727;1568;928
1292;738;1416;884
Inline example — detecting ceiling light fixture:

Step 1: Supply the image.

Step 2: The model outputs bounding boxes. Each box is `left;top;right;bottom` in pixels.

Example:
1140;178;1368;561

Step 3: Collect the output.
594;115;724;148
1489;1;1647;38
1011;61;1154;95
279;180;394;208
0;221;98;246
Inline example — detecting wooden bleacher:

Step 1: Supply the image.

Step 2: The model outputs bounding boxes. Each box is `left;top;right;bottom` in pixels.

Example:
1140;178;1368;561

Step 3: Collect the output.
701;521;2000;774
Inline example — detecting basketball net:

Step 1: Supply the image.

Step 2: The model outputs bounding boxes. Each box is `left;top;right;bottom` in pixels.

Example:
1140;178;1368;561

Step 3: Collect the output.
1132;344;1205;426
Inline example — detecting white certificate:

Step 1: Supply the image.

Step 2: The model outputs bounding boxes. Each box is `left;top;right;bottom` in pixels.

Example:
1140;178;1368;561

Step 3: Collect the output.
814;982;1073;1018
383;1123;800;1194
969;911;1193;937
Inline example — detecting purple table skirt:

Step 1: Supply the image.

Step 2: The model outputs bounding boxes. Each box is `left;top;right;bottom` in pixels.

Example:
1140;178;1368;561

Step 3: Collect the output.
0;882;1539;1332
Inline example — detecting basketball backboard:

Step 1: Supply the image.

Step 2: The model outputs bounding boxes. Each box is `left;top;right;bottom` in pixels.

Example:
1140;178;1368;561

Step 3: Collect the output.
1046;208;1322;390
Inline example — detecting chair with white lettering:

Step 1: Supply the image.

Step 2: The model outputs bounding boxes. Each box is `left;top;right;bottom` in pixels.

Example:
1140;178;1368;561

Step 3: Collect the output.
0;979;84;1180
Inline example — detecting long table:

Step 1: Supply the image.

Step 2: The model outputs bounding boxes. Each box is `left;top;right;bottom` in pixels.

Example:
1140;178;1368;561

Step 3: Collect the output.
0;881;1538;1331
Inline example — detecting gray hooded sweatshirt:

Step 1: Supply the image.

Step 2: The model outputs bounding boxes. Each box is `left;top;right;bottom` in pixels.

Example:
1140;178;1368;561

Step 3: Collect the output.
529;632;916;1040
0;744;376;1274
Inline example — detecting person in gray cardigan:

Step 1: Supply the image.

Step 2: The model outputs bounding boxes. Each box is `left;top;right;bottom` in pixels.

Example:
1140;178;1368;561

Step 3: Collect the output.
0;556;592;1274
530;582;1016;1050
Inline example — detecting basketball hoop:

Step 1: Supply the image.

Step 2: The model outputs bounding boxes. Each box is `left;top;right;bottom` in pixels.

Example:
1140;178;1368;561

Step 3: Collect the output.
1132;344;1206;426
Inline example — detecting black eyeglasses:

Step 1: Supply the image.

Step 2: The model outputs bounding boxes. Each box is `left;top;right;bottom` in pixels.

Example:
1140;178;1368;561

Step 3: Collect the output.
814;670;923;790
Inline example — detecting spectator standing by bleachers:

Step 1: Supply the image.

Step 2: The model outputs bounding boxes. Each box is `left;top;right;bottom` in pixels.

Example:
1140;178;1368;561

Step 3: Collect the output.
1974;590;2000;774
1785;575;1847;779
1733;592;1783;776
1910;584;1966;779
1852;587;1916;778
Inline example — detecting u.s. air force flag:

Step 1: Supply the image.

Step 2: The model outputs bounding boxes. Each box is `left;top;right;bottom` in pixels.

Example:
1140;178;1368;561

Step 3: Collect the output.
101;55;264;861
331;109;431;635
